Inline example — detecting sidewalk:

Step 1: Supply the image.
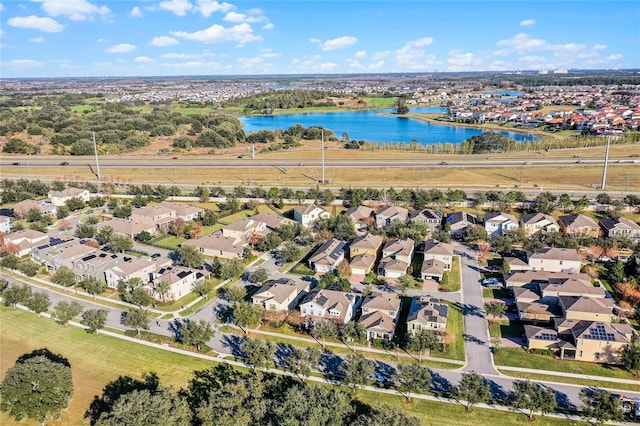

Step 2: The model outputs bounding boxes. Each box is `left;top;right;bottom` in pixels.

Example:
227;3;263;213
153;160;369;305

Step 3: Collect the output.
498;365;640;386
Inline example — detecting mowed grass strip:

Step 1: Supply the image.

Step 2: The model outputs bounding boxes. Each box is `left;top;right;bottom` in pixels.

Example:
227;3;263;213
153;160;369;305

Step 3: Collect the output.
497;369;640;393
0;306;212;426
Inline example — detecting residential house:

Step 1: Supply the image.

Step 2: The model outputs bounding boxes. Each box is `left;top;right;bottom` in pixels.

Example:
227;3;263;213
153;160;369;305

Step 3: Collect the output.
222;218;267;242
559;296;615;322
520;213;560;236
292;204;330;228
48;187;90;207
159;201;204;221
422;240;454;270
359;292;400;341
445;211;478;237
12;199;57;218
130;205;177;233
2;229;49;257
528;247;581;273
349;233;383;258
484;212;519;237
505;256;531;272
299;289;360;324
251;278;310;311
376;205;409;228
558;214;600;238
97;218;157;239
599;217;640;242
33;240;97;272
150;265;206;301
408;209;443;231
505;270;591;288
71;251;120;282
308;238;347;273
420;259;446;281
250;212;296;232
344;206;375;231
104;257;163;289
0;215;12;233
181;233;246;260
406;296;449;334
377;238;414;278
349;253;377;275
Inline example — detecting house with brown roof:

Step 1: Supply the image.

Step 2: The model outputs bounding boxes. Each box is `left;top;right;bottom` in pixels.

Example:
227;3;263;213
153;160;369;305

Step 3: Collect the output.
130;205;177;233
159;201;204;221
349;253;377;275
377;238;414;278
376;205;409;228
406;296;448;334
558;296;615;322
420;259;446;281
48;187;90;207
599;217;640;242
250;212;296;232
12;199;57;219
222;218;267;241
3;229;49;257
520;213;559;236
181;233;246;260
505;270;591;288
308;238;347;273
292;204;330;228
558;214;600;238
528;247;581;273
484;212;519;237
344;206;375;231
422;239;454;270
251;278;310;311
97;218;157;239
299;289;360;324
349;233;383;258
104;257;163;289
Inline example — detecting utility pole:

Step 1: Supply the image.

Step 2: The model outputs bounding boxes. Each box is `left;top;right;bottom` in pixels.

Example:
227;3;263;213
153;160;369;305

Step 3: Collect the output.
93;132;102;181
600;134;611;190
321;128;325;184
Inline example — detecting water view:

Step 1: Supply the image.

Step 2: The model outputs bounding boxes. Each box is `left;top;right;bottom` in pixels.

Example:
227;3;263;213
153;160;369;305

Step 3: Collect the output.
239;107;538;145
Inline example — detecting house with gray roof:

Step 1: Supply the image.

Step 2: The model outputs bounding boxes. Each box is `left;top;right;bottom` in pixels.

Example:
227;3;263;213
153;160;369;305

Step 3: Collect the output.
308;238;347;273
406;296;449;334
528;247;581;273
445;211;478;237
292;204;330;228
181;232;246;259
252;278;310;311
299;289;359;324
376;205;408;228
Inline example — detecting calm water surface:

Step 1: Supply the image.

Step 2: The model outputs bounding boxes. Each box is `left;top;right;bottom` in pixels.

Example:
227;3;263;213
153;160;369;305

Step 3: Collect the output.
239;107;537;144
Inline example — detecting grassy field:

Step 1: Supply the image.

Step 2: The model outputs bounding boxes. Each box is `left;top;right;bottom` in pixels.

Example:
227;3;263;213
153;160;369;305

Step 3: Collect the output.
498;369;640;393
437;301;465;361
439;256;461;292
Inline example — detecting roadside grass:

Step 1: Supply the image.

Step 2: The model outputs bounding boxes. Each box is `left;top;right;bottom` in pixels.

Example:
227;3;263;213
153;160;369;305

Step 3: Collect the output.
0;306;213;426
488;320;524;339
155;291;201;312
218;208;263;225
494;347;636;381
439;256;461;292
289;261;315;276
154;235;186;249
497;369;640;393
483;287;512;299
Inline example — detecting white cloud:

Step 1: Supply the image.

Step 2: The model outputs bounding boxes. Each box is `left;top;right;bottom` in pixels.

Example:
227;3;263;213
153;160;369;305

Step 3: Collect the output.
8;15;64;32
520;19;536;26
105;43;137;53
496;33;546;51
0;3;4;11
149;36;179;47
3;59;45;68
29;36;45;43
607;53;623;60
593;44;607;50
171;23;262;46
311;36;357;51
130;6;142;17
96;38;107;43
373;51;390;60
196;0;233;17
134;56;154;63
161;60;221;69
447;50;481;71
394;37;439;70
369;60;384;70
223;11;264;23
33;0;110;21
262;22;274;30
354;50;367;59
318;62;338;72
159;0;193;16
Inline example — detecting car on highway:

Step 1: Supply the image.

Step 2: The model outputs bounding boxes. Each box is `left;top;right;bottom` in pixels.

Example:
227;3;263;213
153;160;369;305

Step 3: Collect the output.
440;161;448;165
11;162;21;166
60;161;70;166
572;155;581;158
151;253;162;259
172;156;178;160
631;154;640;157
523;161;532;165
575;160;585;164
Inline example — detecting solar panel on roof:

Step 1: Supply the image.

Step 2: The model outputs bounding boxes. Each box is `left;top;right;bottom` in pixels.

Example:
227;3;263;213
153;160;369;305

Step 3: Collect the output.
317;295;328;306
535;332;557;341
584;324;616;341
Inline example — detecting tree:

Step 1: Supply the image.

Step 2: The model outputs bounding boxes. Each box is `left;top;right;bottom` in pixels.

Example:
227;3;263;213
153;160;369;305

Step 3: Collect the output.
75;222;97;238
396;274;415;296
351;404;420;426
484;301;507;323
509;380;557;421
534;192;556;215
180;319;214;351
596;192;611;205
51;265;76;292
110;235;133;253
241;338;276;370
1;284;31;307
128;287;153;307
462;224;488;242
558;193;574;213
622;343;640;376
579;388;623;425
233;301;263;332
248;268;269;284
609;260;625;284
225;285;247;303
311;319;338;349
201;209;218;226
0;353;73;423
219;258;244;280
156;281;171;303
136;230;153;243
280;242;302;263
82;309;108;334
94;387;191;426
450;371;490;412
53;300;83;326
394;363;432;402
408;329;443;361
287;347;321;383
340;321;367;344
124;308;150;335
80;276;107;299
25;291;50;314
341;353;375;393
176;244;203;268
192;279;214;298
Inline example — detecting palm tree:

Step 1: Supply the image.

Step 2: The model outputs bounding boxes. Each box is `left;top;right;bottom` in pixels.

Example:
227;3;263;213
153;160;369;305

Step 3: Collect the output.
156;281;171;303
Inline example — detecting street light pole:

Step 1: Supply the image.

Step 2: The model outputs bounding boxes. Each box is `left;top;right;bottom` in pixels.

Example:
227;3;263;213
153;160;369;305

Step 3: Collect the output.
93;132;102;181
321;129;325;184
600;134;611;190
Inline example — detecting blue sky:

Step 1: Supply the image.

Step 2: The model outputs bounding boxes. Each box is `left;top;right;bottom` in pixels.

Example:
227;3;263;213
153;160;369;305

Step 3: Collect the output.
1;0;638;78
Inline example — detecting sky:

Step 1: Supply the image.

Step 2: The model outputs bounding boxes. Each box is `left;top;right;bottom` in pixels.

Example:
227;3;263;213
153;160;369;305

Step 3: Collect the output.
1;0;639;78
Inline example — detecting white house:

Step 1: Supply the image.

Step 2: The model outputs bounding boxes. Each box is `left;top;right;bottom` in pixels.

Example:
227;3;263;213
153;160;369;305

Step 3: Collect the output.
299;289;359;324
292;204;330;228
150;265;206;301
0;215;12;233
528;247;582;273
48;187;90;207
3;229;49;257
251;278;310;311
422;240;454;271
484;212;519;237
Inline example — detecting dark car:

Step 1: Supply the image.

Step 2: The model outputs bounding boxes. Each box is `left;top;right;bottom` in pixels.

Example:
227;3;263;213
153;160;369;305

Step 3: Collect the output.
11;162;21;166
60;161;70;166
151;253;162;259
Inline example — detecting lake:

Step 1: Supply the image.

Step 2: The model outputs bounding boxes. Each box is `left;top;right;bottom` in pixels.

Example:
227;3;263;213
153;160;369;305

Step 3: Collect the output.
239;107;537;144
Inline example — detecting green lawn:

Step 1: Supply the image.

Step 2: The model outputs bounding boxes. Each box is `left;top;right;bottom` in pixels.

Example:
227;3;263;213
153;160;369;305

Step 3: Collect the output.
498;369;640;393
489;320;524;339
366;96;398;109
483;287;512;299
432;302;465;361
439;256;461;292
153;235;186;249
70;105;95;113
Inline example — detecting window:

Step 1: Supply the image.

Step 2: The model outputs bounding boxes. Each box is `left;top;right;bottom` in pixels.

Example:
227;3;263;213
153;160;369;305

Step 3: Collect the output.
594;352;600;360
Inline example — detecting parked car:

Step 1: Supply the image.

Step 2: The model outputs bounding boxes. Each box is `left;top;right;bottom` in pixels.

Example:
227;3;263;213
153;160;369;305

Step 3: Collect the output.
482;278;502;288
151;253;162;259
